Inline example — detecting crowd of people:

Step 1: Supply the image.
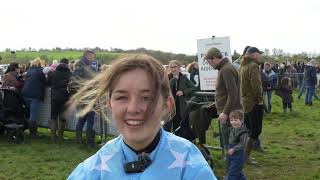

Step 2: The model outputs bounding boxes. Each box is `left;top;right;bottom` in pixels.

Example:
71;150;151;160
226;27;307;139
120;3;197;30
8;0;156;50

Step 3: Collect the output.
0;50;100;147
204;46;319;179
0;48;319;179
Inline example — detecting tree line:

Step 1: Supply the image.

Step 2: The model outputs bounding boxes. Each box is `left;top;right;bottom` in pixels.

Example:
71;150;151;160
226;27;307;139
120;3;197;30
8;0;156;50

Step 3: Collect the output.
1;47;319;65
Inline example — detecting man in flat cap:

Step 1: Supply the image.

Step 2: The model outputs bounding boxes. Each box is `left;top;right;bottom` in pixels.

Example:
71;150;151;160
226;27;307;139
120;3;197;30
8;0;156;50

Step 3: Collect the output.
239;46;264;164
205;47;242;153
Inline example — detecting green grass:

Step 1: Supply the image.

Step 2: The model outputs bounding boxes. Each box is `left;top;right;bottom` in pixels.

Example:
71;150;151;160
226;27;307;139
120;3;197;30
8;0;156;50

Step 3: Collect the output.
207;91;320;179
0;91;320;179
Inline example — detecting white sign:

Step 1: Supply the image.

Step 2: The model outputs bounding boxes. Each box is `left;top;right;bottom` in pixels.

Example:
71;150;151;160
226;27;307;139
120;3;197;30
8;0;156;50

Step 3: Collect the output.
197;37;232;90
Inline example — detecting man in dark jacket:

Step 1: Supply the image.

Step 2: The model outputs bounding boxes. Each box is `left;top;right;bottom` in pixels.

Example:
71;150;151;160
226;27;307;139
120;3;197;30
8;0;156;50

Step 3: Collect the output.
239;47;264;164
205;47;242;153
47;58;72;143
304;60;318;106
73;50;97;147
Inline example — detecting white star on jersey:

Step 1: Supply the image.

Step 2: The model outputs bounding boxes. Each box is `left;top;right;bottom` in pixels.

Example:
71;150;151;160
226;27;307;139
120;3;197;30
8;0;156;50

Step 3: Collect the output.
168;150;191;169
92;154;114;172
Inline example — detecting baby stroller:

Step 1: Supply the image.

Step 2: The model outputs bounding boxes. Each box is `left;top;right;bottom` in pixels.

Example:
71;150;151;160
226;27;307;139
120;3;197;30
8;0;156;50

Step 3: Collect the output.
174;95;218;168
0;87;28;144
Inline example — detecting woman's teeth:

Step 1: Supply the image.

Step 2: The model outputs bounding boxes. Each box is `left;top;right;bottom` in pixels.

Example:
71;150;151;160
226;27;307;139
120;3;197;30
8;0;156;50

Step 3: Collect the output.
126;121;143;126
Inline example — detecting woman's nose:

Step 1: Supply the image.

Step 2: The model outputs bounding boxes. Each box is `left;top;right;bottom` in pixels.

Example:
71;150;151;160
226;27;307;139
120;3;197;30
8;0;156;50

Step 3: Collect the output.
127;98;143;114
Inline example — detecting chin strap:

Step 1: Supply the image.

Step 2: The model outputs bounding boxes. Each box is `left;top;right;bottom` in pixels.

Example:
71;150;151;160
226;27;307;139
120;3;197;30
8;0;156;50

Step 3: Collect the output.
124;152;152;173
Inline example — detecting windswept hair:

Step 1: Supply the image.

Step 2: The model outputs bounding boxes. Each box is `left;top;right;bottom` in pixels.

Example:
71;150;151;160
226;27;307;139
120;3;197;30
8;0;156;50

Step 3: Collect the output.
67;54;174;122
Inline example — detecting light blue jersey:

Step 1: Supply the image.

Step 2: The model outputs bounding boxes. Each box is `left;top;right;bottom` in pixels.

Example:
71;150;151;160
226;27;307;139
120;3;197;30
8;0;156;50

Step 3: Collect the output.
68;128;217;180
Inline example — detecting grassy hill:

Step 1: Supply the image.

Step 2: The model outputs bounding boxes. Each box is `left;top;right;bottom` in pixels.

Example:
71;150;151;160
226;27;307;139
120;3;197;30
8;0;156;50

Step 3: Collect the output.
0;51;122;65
0;91;319;180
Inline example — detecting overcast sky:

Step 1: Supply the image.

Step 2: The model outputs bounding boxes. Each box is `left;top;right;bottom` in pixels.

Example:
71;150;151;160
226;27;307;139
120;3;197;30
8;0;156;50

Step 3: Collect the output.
0;0;319;55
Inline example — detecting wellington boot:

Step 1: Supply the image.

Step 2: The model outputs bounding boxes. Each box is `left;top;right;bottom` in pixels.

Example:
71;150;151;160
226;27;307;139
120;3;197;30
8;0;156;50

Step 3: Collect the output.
245;137;258;165
28;121;38;139
86;130;96;148
58;120;66;143
76;131;83;144
50;119;58;143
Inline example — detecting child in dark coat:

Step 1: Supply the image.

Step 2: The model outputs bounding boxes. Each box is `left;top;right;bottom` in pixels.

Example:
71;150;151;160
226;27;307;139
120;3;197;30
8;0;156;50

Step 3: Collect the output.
225;110;248;180
278;77;293;112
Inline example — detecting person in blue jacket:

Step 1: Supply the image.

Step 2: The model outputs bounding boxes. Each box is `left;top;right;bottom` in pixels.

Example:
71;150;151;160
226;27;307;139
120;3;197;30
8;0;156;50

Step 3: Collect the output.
261;62;277;113
22;58;46;138
67;54;217;180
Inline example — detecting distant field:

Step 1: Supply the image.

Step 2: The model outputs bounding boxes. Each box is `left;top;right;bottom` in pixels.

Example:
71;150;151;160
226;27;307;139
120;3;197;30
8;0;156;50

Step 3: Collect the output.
0;92;319;179
0;51;122;64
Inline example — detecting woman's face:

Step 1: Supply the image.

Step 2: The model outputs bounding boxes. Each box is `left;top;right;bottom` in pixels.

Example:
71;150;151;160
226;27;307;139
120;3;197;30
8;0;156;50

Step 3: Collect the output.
15;67;20;73
169;63;180;76
109;69;165;150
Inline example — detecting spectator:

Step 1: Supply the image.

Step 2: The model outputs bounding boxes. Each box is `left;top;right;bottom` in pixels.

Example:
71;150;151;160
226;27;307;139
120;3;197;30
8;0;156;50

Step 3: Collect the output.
271;62;279;74
297;78;320;100
73;50;97;148
67;54;217;179
304;60;318;106
163;60;197;132
22;58;46;138
296;61;305;88
239;47;264;164
232;46;251;70
2;62;20;89
47;58;72;143
205;47;242;153
50;60;59;71
225;110;248;180
187;61;200;88
285;64;298;88
276;77;293;112
262;62;277;112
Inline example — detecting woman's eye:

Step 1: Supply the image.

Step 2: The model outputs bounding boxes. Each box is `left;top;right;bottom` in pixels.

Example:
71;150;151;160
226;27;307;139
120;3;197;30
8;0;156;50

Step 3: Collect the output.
142;96;150;101
115;96;127;100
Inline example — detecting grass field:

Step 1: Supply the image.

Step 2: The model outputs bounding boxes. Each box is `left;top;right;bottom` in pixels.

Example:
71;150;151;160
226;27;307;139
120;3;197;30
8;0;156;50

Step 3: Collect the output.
0;92;320;180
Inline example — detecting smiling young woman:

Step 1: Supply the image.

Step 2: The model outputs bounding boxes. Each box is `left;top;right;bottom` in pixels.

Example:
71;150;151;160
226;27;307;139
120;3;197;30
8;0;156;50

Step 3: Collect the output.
67;54;217;180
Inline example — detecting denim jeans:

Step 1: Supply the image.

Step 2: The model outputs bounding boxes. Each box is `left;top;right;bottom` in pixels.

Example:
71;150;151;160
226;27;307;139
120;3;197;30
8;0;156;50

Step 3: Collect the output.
305;85;315;104
226;144;246;180
24;97;41;122
263;90;273;111
297;80;305;98
76;111;95;134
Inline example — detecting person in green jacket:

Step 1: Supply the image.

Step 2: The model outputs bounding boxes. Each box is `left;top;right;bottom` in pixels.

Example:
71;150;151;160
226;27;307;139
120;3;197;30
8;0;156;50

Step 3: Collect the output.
239;47;264;164
164;60;197;132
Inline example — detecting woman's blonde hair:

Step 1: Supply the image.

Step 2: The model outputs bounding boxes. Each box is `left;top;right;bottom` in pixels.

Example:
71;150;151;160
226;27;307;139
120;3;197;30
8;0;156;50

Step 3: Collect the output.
168;60;182;68
30;57;42;67
68;54;173;122
186;61;198;73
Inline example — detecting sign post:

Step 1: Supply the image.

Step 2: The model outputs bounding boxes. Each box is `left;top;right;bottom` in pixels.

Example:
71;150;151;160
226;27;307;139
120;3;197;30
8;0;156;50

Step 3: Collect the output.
197;36;232;90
